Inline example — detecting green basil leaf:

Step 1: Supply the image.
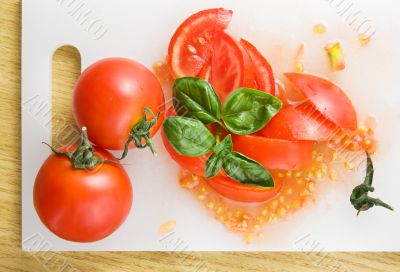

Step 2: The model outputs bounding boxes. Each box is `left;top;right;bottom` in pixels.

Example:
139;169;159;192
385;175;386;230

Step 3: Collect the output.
163;116;216;157
205;153;223;178
205;135;233;178
214;134;233;154
222;152;274;188
222;88;282;134
173;77;221;124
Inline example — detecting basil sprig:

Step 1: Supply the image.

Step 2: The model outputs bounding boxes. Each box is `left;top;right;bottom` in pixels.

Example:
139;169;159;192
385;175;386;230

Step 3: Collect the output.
163;77;282;188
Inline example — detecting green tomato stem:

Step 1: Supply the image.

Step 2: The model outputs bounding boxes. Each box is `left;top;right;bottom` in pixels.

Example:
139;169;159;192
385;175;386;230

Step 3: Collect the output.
43;127;117;169
350;152;393;215
117;107;160;160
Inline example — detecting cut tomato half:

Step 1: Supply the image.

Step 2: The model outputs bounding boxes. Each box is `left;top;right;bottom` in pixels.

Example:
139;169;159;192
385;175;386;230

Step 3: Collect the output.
240;39;275;94
284;73;357;131
206;174;283;203
259;104;337;141
232;134;314;170
168;8;233;78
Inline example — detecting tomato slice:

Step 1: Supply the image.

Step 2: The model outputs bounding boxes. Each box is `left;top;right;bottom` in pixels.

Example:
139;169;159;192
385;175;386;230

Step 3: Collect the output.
206;175;283;203
210;31;245;102
284;73;357;131
259;104;337;141
240;39;275;94
168;8;233;78
232;134;313;170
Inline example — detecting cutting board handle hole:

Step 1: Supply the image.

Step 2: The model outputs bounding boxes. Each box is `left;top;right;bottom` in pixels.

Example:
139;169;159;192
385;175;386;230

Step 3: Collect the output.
51;45;81;147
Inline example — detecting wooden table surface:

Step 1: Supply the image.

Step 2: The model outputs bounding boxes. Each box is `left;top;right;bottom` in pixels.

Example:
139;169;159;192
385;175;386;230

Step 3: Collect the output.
1;0;399;271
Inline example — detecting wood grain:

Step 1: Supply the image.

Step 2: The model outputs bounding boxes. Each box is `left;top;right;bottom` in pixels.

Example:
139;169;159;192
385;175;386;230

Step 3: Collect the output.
0;0;399;271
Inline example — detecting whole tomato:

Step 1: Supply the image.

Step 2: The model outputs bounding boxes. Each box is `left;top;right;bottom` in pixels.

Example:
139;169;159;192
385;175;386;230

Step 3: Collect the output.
73;58;165;157
34;128;132;242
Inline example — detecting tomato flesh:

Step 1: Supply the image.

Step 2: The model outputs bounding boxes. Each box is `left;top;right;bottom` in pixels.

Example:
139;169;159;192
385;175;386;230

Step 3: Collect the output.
34;145;132;242
232;134;314;170
168;8;233;78
240;39;275;94
284;73;357;131
210;31;245;102
259;104;337;141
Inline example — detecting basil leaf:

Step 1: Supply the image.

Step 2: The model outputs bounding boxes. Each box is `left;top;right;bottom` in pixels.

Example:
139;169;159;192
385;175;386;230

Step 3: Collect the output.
205;135;233;178
173;77;221;124
222;88;282;135
205;153;223;178
163;116;216;157
214;134;233;154
222;152;274;188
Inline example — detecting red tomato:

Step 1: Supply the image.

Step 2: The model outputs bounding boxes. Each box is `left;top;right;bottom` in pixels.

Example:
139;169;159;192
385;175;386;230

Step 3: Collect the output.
34;145;132;242
284;73;357;131
259;104;337;141
206;175;283;203
73;58;165;150
232;134;314;170
209;31;246;102
168;8;233;78
240;39;275;94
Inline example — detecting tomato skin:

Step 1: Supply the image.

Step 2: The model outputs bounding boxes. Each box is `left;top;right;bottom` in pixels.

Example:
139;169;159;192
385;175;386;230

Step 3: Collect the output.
259;105;337;141
232;134;314;170
73;58;165;150
206;175;283;203
168;8;233;78
240;39;275;94
284;73;357;131
34;145;132;242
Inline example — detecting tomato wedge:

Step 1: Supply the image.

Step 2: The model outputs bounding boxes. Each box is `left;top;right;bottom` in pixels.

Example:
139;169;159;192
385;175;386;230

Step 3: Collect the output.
209;31;246;102
232;134;313;170
206;175;283;203
240;39;275;94
284;73;357;131
168;8;232;78
259;104;337;141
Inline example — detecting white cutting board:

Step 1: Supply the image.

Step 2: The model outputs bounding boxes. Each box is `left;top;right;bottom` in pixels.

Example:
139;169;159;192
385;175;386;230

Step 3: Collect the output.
21;0;400;251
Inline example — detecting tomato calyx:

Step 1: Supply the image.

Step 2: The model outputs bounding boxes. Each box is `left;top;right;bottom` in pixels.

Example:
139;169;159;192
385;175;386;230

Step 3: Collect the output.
117;107;161;159
43;127;117;169
350;152;393;215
